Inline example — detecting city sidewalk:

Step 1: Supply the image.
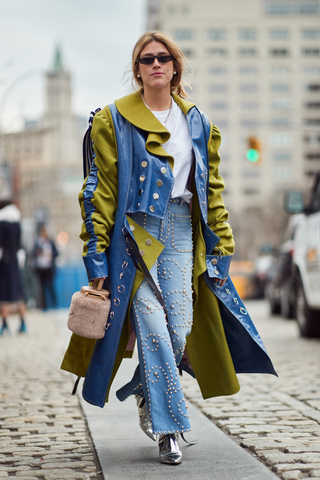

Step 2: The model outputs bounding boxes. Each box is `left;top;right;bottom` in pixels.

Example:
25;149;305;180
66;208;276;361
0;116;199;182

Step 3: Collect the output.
0;309;279;479
181;301;320;480
0;310;103;479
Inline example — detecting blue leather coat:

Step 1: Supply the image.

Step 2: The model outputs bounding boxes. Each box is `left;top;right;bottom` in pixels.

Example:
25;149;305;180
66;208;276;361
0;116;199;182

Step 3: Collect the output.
62;93;276;408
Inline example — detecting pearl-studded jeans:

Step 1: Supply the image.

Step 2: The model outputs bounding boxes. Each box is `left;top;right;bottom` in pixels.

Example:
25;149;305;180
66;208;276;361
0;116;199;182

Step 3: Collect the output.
116;198;193;435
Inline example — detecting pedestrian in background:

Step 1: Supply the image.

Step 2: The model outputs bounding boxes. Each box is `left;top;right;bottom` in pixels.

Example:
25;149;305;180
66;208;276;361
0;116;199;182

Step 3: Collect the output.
0;199;26;334
62;31;276;465
33;225;58;310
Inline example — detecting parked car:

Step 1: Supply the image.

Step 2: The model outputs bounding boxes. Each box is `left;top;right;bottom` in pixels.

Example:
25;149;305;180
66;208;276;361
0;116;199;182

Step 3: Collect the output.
265;213;305;317
285;173;320;337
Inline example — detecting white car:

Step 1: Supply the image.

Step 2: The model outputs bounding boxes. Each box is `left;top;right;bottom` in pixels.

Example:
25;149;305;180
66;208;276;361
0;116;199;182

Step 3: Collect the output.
286;173;320;337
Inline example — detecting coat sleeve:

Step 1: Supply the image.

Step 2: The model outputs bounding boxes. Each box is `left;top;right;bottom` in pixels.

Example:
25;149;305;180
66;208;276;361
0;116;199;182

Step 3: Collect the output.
207;121;235;257
79;106;118;281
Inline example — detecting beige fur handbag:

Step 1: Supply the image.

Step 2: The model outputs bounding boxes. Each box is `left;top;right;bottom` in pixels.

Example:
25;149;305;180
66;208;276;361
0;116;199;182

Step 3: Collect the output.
67;279;111;339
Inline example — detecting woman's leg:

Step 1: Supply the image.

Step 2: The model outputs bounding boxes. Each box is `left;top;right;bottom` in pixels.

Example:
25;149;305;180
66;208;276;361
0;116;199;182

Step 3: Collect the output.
36;270;47;310
18;302;27;333
130;264;191;435
0;304;10;334
117;201;193;435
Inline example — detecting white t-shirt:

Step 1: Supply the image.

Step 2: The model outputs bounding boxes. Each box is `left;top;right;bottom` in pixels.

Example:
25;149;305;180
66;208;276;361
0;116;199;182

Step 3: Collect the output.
151;99;194;203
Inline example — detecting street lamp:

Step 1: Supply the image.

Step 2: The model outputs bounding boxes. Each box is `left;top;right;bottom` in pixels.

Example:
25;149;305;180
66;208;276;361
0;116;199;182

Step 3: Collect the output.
0;68;44;130
0;69;44;200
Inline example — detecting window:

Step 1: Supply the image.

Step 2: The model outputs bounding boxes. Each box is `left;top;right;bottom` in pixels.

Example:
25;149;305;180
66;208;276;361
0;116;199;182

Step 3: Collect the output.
243;188;259;195
220;134;230;148
304;118;320;125
242;171;261;178
273;152;291;162
305;102;320;109
269;132;293;147
182;48;194;58
207;48;227;57
213;119;229;128
239;66;258;76
302;29;320;39
240;101;259;110
265;4;292;14
272;98;292;110
239;48;257;57
305;83;320;91
269;29;289;39
298;3;320;14
239;84;259;93
303;66;320;75
265;2;320;15
208;66;227;75
274;168;294;182
239;29;257;40
210;102;228;110
208;84;228;93
306;153;320;160
270;66;291;76
302;48;320;57
270;118;291;126
270;48;289;57
208;29;226;40
240;118;259;127
304;134;320;145
271;84;290;92
174;30;193;40
306;169;320;177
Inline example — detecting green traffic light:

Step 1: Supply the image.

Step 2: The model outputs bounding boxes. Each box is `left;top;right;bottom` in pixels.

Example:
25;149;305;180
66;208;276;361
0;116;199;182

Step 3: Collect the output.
246;149;260;163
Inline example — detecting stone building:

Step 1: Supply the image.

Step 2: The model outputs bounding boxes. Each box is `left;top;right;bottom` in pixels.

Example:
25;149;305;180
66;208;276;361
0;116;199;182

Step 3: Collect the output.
148;0;320;258
0;47;86;262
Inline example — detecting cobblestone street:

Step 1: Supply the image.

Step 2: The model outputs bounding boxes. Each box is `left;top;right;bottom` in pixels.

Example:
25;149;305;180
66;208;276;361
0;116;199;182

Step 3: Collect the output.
0;302;319;479
0;311;103;480
182;300;320;480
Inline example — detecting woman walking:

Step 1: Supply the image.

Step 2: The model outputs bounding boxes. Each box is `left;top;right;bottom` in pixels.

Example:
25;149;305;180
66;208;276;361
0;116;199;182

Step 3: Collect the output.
0;200;26;334
61;31;276;464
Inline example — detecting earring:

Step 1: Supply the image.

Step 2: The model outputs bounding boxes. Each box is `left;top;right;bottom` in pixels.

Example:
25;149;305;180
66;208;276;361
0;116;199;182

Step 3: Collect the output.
137;74;140;78
173;71;177;75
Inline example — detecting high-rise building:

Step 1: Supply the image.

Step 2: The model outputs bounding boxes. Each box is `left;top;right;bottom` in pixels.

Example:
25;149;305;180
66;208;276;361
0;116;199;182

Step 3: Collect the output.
0;47;86;260
148;0;320;258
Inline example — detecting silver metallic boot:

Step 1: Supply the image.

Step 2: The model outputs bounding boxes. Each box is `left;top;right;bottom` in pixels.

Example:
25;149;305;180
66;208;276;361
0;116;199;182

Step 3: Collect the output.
158;433;182;464
136;396;157;441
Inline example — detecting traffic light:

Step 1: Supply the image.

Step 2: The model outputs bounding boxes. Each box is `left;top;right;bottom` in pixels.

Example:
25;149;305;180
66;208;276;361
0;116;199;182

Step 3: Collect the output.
246;136;262;163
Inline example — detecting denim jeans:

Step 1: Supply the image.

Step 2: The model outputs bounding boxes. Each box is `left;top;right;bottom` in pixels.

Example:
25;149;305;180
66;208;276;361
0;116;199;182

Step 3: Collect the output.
116;198;193;434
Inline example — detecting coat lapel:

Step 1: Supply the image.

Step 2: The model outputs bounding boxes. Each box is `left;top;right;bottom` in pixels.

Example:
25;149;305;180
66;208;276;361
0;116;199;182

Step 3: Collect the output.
115;92;196;171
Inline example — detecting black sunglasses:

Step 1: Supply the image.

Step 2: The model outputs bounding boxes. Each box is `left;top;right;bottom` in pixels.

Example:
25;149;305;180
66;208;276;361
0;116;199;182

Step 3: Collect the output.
136;55;175;65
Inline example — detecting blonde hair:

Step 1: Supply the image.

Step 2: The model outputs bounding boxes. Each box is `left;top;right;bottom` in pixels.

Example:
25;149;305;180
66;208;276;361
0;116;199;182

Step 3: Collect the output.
131;31;191;99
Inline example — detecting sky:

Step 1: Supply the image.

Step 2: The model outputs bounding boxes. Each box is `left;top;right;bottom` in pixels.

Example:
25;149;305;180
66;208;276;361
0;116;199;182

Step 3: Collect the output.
0;0;147;132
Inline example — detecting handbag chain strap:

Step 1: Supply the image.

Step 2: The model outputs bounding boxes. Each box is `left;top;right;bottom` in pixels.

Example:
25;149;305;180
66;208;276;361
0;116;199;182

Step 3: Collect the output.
124;233;169;325
83;108;101;179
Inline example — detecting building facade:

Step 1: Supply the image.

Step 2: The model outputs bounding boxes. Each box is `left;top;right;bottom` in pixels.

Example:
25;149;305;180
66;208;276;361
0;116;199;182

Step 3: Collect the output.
148;0;320;258
0;48;86;261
